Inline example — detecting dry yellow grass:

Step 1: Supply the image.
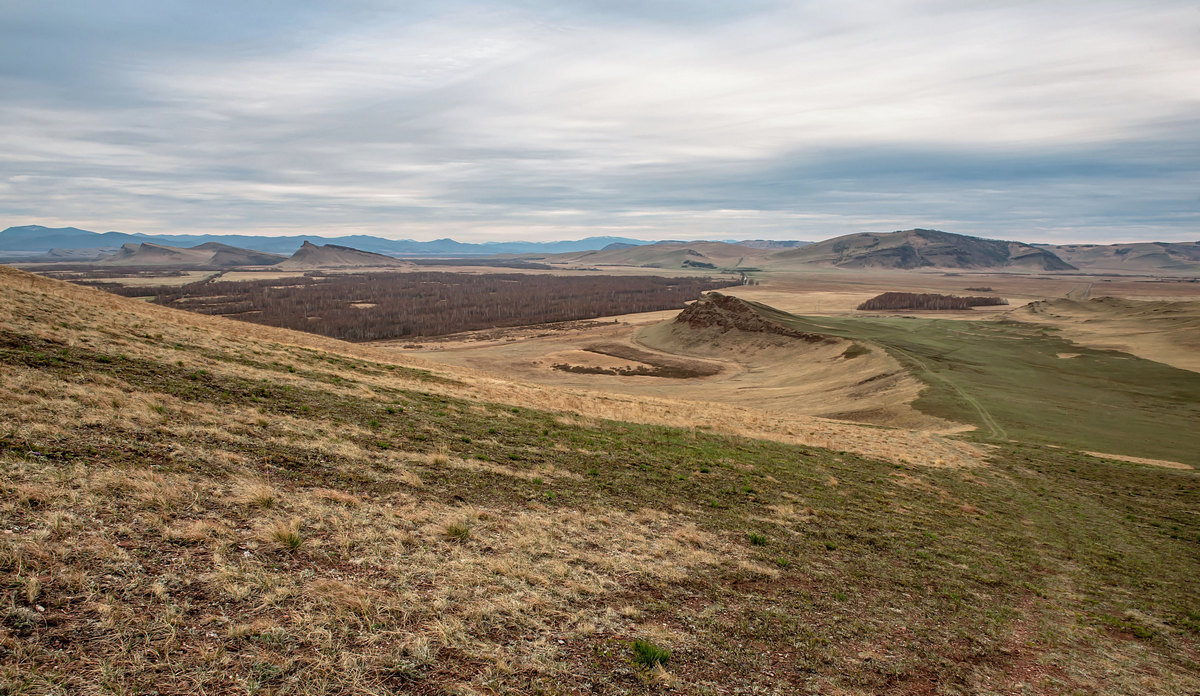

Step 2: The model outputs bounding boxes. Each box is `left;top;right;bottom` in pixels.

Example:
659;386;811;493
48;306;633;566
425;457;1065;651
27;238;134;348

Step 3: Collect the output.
1015;296;1200;373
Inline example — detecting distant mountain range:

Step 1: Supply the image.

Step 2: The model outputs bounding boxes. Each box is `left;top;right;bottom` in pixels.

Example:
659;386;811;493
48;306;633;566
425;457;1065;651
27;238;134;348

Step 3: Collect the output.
0;225;659;257
541;229;1200;273
3;224;1197;273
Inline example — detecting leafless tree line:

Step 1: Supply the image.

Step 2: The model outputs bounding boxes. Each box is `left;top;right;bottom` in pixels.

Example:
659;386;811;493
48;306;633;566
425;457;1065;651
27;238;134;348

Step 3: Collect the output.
100;272;734;341
857;292;1008;311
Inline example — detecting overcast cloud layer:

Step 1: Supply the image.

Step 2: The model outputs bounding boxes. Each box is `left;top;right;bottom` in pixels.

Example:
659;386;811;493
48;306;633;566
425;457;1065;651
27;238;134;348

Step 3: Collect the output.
1;1;1198;242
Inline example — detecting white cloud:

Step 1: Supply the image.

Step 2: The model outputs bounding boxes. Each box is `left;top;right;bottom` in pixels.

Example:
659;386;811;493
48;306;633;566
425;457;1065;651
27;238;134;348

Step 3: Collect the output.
1;1;1198;242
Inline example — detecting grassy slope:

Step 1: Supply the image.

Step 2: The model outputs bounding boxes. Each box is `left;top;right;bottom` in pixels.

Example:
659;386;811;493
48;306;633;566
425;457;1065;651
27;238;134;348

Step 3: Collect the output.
747;302;1200;466
1;268;1198;694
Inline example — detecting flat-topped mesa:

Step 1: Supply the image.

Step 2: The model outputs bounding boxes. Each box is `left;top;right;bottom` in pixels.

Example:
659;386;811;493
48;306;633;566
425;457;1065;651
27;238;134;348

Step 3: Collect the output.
674;292;829;342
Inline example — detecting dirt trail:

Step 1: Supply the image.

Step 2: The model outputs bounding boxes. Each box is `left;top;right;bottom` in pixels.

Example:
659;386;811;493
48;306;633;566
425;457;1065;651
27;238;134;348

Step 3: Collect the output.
891;345;1008;440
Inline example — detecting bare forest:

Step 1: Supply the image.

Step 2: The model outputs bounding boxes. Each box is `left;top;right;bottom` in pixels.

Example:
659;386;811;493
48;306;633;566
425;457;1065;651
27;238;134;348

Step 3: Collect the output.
857;292;1008;311
98;272;734;341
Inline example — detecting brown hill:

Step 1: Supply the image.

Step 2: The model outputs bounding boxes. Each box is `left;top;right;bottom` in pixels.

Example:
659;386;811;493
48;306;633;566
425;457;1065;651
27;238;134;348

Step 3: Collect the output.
98;241;285;268
1039;241;1200;274
767;229;1075;271
276;241;415;270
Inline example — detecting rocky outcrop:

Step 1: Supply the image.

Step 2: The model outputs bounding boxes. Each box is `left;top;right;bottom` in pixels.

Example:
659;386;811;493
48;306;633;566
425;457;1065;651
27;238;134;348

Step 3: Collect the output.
674;292;828;342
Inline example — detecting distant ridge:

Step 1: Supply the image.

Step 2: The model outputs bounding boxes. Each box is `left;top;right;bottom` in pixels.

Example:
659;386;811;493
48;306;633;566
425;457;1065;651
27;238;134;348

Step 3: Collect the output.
275;241;414;270
548;241;773;269
99;242;286;268
728;240;811;250
0;225;652;257
1038;241;1200;273
770;229;1075;271
8;223;1196;273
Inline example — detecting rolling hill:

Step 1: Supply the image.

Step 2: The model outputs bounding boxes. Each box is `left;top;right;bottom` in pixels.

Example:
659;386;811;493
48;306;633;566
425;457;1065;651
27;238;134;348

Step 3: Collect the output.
547;241;772;269
1;266;1198;693
98;241;286;268
543;231;1080;272
1039;241;1200;273
275;241;416;270
768;229;1075;271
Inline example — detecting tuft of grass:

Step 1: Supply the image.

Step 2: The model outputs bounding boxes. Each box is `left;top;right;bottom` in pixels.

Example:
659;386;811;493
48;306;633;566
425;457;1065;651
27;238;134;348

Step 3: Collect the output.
240;482;276;509
632;639;670;668
270;520;304;552
443;520;471;543
748;532;769;546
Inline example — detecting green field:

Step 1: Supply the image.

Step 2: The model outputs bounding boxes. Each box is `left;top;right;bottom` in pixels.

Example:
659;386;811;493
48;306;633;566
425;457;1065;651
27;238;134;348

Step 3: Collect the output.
747;302;1200;466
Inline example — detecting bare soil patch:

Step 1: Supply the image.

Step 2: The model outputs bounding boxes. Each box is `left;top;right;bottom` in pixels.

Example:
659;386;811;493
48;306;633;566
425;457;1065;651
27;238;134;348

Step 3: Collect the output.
1085;452;1192;470
555;343;724;379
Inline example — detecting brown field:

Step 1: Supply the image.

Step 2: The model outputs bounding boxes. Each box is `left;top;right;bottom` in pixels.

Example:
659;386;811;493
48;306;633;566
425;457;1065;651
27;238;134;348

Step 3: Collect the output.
32;269;220;287
216;270;311;282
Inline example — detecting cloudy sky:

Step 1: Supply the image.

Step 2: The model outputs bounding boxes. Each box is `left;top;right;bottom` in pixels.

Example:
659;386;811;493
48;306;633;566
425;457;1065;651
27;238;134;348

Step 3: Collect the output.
1;1;1198;243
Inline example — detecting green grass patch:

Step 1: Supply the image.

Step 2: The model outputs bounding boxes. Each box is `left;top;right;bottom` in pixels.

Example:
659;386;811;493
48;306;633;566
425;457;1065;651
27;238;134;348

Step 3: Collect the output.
744;306;1200;465
631;639;670;668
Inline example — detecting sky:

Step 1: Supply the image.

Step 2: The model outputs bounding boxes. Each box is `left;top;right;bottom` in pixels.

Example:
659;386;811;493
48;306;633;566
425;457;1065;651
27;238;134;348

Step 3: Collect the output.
1;1;1198;243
